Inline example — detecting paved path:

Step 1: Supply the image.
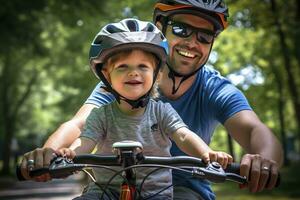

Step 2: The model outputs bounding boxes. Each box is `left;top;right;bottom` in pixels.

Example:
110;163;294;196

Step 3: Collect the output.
0;174;84;200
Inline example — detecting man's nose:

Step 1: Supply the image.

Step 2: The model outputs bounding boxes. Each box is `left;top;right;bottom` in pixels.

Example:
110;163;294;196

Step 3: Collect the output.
185;32;200;46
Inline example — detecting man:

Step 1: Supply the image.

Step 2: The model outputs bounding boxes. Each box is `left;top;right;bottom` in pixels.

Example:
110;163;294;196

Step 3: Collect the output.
21;0;283;199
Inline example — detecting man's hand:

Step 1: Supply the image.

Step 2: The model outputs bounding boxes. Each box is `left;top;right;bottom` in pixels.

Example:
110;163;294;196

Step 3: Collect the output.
20;148;56;182
240;154;279;192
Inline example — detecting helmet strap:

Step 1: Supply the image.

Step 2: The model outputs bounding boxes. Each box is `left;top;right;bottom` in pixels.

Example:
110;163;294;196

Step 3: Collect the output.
160;16;169;36
167;62;201;94
166;39;214;94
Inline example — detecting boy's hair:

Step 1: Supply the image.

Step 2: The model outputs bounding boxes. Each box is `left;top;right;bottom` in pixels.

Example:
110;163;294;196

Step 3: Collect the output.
103;49;161;99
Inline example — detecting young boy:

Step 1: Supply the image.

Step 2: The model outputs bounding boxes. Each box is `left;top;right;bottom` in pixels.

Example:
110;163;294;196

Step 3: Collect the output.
58;18;233;200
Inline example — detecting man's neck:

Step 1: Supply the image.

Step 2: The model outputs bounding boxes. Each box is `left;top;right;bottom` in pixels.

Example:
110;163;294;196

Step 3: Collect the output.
159;67;197;100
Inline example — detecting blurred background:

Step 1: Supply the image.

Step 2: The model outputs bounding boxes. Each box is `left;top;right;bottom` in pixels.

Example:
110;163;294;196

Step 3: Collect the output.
0;0;299;199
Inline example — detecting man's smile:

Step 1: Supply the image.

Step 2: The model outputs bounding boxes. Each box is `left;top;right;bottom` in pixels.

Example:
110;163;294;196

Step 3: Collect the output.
177;49;196;58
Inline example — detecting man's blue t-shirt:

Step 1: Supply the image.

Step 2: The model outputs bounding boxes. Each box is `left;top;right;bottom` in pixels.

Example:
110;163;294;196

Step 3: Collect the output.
85;66;252;199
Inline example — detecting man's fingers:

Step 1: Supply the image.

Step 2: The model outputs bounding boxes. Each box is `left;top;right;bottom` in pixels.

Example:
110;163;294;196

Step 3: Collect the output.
257;163;270;192
19;148;56;181
249;155;261;192
26;152;35;171
266;164;279;189
240;154;251;180
239;154;252;189
43;148;56;167
20;154;32;180
33;148;45;169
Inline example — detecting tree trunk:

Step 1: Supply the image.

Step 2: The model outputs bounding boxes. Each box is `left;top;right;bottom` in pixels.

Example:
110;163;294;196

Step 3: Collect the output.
270;0;300;144
227;134;235;161
271;61;289;165
0;53;38;174
294;0;300;71
1;118;14;175
0;55;14;175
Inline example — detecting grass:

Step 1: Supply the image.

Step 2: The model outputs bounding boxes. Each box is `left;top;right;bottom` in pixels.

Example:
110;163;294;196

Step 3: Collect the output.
212;162;300;200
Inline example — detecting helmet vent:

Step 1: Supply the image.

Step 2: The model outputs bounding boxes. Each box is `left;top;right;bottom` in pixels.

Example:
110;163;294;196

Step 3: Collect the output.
126;19;139;32
144;23;155;32
106;24;124;33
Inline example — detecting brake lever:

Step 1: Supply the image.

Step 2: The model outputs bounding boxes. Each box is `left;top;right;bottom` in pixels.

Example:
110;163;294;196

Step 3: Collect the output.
192;162;247;184
48;156;84;179
191;162;226;183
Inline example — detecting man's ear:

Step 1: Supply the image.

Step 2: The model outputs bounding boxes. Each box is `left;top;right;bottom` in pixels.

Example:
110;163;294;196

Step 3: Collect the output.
155;70;163;84
155;21;163;31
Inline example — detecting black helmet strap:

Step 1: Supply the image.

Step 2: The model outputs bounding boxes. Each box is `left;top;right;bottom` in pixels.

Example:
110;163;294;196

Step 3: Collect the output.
166;62;202;94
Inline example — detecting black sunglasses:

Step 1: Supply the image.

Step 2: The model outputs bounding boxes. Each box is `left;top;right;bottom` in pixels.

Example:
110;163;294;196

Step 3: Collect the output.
167;20;216;44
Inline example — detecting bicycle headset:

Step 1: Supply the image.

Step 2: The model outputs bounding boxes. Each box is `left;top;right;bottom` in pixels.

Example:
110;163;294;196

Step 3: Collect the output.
89;18;169;109
153;0;229;94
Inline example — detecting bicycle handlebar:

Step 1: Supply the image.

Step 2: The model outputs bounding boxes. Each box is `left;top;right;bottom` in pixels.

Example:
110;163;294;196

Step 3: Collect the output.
17;154;246;184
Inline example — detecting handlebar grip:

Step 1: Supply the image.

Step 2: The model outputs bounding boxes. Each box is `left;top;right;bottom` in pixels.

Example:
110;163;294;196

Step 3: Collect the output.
15;165;49;181
225;162;240;174
275;173;281;187
16;165;26;181
29;167;50;177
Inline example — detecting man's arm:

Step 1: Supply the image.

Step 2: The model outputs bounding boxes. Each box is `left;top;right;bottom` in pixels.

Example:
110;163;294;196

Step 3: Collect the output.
57;137;97;159
20;103;98;181
43;104;98;149
224;110;283;192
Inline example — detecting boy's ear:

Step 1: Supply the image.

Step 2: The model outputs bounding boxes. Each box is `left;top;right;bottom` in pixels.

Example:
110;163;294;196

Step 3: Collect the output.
101;68;111;83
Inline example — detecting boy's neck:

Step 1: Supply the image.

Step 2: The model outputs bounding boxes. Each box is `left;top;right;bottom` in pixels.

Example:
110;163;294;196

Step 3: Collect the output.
117;100;146;116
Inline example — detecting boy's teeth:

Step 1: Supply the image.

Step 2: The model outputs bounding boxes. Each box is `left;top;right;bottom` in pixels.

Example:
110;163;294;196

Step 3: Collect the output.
178;50;195;58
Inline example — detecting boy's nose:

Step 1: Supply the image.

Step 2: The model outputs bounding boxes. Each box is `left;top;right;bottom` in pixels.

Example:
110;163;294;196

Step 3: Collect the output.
128;69;139;76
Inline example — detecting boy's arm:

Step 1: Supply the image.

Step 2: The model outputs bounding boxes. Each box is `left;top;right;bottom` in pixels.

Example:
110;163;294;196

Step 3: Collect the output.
170;127;211;160
170;127;233;168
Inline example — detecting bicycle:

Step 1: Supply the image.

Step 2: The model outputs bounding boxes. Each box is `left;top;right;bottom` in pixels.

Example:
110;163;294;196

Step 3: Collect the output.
16;140;269;200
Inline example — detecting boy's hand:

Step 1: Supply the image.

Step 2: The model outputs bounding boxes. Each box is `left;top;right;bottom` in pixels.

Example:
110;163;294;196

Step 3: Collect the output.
203;151;233;169
56;148;76;159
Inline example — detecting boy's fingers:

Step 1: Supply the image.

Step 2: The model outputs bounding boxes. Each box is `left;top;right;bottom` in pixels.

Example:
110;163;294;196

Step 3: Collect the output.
209;152;217;162
217;153;224;166
222;155;228;169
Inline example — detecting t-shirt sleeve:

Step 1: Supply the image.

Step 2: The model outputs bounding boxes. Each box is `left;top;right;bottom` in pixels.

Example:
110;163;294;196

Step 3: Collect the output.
158;101;188;136
210;81;252;124
85;82;115;107
80;107;106;144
